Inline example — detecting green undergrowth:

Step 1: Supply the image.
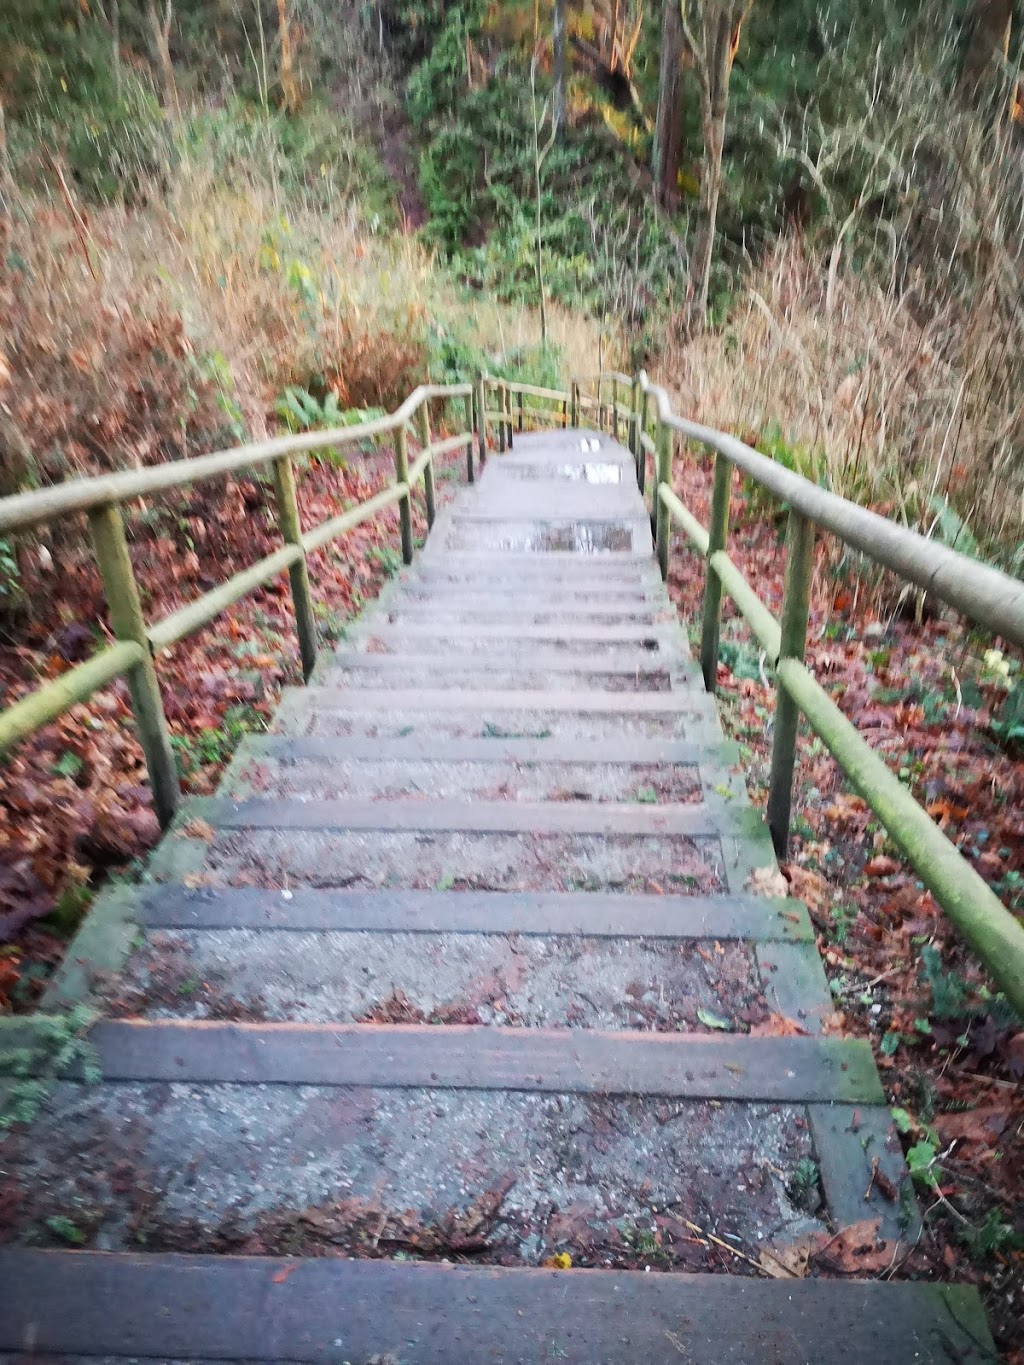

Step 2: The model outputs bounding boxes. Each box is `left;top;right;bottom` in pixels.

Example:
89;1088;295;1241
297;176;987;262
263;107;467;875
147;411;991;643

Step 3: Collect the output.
0;1005;100;1131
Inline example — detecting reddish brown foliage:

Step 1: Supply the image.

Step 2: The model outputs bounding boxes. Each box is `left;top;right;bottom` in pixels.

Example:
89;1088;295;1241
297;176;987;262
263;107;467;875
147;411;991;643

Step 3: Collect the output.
667;449;1024;1353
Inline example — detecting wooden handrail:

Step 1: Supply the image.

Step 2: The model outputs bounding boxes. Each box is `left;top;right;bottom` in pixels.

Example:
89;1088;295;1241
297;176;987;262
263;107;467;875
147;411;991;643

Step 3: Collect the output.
637;372;1024;649
0;383;476;825
0;384;473;535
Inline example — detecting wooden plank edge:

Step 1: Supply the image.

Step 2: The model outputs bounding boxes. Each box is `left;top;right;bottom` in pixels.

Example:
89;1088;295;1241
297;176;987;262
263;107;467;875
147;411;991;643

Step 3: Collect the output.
136;886;815;942
0;1020;886;1103
0;1251;996;1363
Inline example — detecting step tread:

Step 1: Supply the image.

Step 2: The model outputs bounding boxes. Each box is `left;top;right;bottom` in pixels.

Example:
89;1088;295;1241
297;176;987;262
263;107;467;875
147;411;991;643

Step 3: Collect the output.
235;734;735;765
14;1018;883;1102
138;885;812;940
0;1252;994;1364
285;688;713;714
202;796;750;838
326;651;688;676
358;621;681;642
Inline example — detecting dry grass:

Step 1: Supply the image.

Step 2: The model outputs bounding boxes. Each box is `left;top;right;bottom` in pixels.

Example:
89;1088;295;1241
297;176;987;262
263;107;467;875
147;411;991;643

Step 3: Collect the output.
0;147;609;489
656;236;1024;559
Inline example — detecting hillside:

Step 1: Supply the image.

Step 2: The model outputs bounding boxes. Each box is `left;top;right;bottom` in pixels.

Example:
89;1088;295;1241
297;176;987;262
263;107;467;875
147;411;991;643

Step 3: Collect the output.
1;2;1023;1350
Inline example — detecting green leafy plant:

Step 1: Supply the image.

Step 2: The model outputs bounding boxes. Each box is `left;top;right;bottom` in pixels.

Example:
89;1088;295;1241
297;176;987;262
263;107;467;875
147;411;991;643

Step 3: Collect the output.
172;704;265;779
787;1156;821;1212
0;536;20;605
956;1207;1022;1262
905;1139;941;1191
920;945;970;1020
0;1005;101;1130
45;1215;87;1245
365;544;404;577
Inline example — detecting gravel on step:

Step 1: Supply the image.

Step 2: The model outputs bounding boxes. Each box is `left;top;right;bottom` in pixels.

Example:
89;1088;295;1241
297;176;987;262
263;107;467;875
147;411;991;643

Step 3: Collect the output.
199;828;726;894
8;1083;818;1267
108;928;770;1030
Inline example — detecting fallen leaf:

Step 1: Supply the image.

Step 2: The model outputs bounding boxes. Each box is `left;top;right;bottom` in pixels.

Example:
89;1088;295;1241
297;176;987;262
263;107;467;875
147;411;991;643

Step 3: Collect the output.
696;1007;733;1031
809;1218;901;1274
864;855;900;878
931;1107;1009;1148
180;818;216;842
759;1238;811;1278
542;1251;572;1269
747;866;789;898
749;1014;809;1037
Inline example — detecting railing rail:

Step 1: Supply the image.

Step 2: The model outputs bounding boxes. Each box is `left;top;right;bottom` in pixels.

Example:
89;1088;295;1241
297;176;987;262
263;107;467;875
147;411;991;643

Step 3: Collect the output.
0;382;476;825
553;368;1024;1017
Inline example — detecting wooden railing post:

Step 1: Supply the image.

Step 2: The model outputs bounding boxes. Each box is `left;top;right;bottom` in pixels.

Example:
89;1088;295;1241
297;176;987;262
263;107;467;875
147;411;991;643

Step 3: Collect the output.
476;377;487;467
416;403;436;530
497;383;507;453
699;453;733;693
768;511;814;858
570;379;580;427
394;425;414;564
562;396;568;429
88;503;180;828
506;384;514;449
517;390;524;434
596;376;604;431
628;377;639;466
637;387;650;495
464;391;476;483
654;419;673;581
272;454;318;682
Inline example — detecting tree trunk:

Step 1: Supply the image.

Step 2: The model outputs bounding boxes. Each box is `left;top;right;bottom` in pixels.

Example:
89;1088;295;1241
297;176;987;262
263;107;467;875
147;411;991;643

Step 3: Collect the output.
276;0;301;113
553;0;568;139
146;0;179;116
652;0;684;204
959;0;1013;100
686;1;750;329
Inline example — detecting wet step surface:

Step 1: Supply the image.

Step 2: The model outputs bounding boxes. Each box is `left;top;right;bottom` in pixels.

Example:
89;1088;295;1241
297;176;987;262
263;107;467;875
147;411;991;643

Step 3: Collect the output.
196;827;728;895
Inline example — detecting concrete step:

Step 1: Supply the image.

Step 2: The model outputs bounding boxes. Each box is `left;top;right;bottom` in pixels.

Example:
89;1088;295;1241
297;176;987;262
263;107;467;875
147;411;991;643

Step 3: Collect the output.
200;796;748;839
111;920;776;1028
393;582;666;606
346;630;685;663
274;686;721;743
407;557;662;584
190;822;728;895
0;1019;903;1265
352;621;684;652
0;1251;994;1363
380;603;673;626
318;656;689;693
180;794;764;896
224;733;710;802
443;523;651;557
228;733;737;767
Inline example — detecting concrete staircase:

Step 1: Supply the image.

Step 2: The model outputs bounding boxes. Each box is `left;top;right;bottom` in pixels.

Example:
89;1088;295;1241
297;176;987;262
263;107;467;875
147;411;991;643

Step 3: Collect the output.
0;429;994;1362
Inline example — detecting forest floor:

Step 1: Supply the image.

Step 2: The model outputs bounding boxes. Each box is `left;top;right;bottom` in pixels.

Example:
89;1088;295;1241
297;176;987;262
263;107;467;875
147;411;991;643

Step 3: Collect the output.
667;451;1024;1359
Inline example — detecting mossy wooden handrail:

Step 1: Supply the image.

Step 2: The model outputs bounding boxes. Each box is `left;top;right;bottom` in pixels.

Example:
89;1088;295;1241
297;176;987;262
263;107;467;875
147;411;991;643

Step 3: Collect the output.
568;369;1024;1017
0;383;475;827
